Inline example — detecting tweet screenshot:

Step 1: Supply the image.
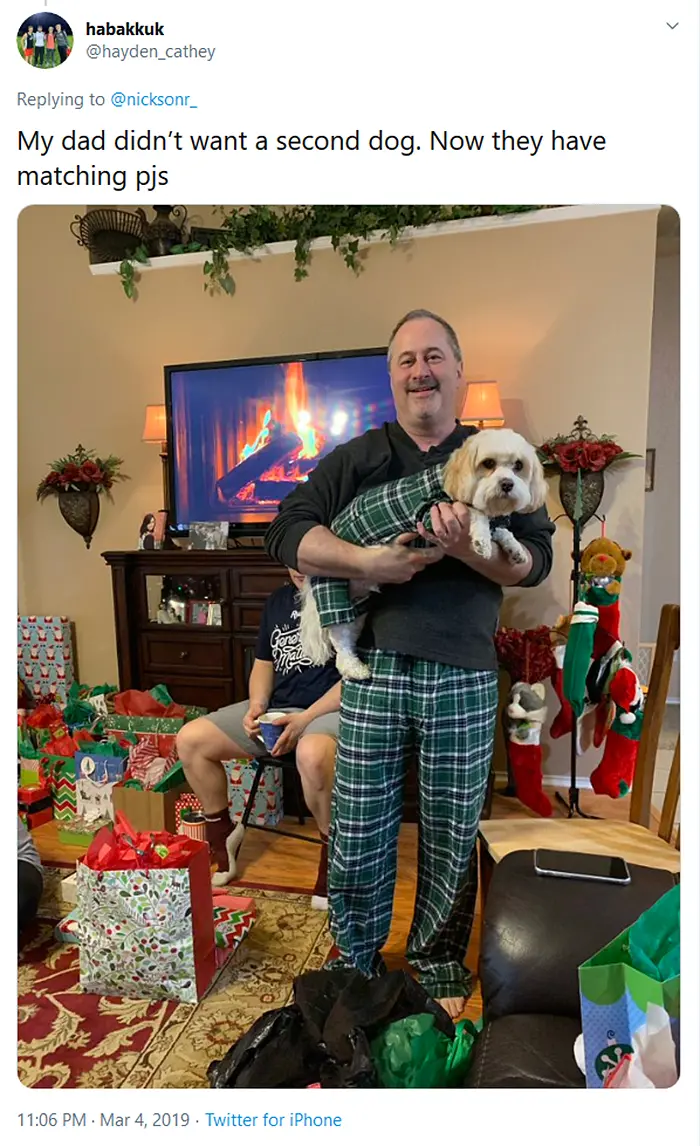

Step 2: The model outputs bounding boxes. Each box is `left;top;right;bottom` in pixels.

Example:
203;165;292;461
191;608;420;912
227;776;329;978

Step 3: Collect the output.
7;0;698;1139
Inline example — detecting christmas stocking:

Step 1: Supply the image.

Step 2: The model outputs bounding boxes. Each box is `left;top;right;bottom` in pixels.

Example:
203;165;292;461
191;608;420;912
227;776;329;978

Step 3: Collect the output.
506;682;552;817
563;602;599;719
583;579;623;661
589;664;643;799
550;644;574;739
507;739;553;817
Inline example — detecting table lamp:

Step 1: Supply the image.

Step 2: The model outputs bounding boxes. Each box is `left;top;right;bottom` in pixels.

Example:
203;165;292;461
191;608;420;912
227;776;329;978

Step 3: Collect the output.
460;381;505;429
142;404;169;510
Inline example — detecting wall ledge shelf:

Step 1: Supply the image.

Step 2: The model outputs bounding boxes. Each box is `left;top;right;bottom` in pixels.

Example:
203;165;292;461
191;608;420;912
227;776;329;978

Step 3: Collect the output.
88;205;660;277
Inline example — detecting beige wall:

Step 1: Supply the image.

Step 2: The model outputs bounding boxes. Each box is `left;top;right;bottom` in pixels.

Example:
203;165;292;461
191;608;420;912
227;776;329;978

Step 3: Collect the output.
18;206;660;778
641;249;680;699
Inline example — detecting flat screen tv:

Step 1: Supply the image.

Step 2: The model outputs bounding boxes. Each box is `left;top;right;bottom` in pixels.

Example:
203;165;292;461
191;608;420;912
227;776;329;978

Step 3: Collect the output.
165;348;394;534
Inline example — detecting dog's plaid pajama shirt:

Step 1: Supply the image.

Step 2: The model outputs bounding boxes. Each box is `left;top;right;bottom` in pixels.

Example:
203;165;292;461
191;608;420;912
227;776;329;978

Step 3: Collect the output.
310;462;449;627
313;463;499;997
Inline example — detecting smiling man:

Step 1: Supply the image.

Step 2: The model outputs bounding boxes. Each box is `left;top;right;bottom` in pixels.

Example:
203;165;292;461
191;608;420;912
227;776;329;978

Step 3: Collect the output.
266;309;555;1017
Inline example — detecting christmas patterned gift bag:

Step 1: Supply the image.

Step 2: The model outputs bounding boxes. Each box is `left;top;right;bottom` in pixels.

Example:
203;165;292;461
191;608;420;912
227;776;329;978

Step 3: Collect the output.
212;892;256;967
226;758;283;827
43;755;78;820
17;616;76;705
77;813;216;1003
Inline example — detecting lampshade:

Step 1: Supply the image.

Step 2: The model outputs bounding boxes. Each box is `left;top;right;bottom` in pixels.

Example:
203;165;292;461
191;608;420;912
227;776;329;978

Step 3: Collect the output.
142;404;167;443
460;381;505;428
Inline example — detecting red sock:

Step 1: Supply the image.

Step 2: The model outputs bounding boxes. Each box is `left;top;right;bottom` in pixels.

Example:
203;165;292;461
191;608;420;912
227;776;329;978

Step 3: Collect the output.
203;808;233;870
508;742;553;817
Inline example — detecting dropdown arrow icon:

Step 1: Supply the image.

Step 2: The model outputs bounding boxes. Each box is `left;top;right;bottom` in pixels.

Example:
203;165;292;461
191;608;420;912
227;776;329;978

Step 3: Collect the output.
667;21;679;28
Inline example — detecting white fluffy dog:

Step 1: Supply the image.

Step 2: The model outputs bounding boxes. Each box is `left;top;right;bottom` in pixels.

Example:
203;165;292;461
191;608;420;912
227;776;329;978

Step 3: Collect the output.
445;427;548;562
300;429;548;680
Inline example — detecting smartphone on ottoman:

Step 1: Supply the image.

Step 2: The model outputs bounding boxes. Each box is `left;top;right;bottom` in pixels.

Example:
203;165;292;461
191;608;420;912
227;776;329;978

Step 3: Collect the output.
534;849;631;885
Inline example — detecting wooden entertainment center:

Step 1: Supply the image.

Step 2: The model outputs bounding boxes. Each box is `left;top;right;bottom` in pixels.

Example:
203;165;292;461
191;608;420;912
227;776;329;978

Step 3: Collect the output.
102;544;419;820
102;546;287;709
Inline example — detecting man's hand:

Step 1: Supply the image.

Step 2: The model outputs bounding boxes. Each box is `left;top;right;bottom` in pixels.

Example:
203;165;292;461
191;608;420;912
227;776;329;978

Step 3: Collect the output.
243;700;267;739
417;502;534;586
416;502;471;556
363;531;444;584
270;711;310;757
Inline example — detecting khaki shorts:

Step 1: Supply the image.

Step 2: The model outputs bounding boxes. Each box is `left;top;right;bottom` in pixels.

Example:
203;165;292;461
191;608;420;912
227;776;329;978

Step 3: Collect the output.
204;699;339;757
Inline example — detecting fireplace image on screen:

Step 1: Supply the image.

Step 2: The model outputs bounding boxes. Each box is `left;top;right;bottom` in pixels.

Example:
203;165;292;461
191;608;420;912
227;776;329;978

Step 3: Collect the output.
166;349;394;532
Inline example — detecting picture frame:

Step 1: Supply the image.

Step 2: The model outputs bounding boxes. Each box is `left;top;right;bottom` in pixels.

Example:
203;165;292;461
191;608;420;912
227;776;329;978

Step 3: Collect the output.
645;448;656;492
190;521;229;550
187;600;210;625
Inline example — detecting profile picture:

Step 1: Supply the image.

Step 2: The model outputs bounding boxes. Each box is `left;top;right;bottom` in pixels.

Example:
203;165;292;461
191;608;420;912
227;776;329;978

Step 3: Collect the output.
17;13;73;67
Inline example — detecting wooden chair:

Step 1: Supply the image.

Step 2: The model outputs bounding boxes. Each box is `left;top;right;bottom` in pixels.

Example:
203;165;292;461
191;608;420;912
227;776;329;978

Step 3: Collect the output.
478;604;681;885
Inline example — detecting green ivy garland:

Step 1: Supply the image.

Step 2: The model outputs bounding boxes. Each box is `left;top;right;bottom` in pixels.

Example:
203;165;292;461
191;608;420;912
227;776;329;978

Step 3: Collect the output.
118;204;546;300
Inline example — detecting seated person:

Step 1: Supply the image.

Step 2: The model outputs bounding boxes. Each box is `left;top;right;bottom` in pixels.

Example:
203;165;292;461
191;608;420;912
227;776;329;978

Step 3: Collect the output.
177;568;340;908
18;817;44;942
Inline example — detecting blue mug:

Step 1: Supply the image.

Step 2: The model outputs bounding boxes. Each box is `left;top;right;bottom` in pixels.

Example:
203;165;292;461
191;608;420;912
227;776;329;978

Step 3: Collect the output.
257;711;286;751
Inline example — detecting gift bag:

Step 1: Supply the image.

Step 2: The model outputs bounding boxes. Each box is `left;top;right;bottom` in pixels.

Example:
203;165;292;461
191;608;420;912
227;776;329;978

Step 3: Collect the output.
77;813;216;1003
578;885;680;1088
17;616;76;704
226;758;283;827
43;754;77;820
212;892;256;967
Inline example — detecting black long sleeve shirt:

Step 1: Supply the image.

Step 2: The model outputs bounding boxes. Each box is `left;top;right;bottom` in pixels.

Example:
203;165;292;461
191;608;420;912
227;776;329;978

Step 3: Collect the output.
265;421;555;671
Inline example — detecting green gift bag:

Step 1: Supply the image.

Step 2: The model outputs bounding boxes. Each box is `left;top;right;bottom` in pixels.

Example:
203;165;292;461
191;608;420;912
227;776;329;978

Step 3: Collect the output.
578;885;680;1087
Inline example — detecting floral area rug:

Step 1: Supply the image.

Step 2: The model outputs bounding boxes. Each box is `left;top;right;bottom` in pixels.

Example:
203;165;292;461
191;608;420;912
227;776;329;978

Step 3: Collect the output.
19;871;332;1088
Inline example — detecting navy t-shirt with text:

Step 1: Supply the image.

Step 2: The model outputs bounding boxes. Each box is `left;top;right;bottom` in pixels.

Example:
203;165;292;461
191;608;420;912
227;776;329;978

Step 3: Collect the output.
255;583;340;710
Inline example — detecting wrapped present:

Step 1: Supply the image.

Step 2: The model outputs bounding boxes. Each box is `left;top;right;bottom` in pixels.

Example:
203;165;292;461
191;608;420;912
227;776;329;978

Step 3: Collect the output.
17;616;76;705
175;791;204;832
226;758;283;827
18;784;53;830
61;870;78;906
103;714;184;736
77;813;217;1002
578;885;680;1088
212;893;256;967
57;817;110;848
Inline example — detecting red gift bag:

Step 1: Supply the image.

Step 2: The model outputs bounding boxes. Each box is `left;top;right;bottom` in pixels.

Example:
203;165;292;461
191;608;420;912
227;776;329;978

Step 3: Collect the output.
78;812;216;1002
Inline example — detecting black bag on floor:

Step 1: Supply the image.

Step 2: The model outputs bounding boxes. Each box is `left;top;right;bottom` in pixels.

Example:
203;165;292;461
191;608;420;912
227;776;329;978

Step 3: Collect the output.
208;968;455;1088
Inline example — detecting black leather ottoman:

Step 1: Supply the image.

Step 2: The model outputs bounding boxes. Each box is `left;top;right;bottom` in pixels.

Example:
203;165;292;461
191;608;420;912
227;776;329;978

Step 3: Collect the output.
464;849;676;1088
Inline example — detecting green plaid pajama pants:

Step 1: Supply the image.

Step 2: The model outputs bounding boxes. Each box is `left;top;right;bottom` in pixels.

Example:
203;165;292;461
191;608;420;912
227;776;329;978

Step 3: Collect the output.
328;650;498;997
312;463;449;627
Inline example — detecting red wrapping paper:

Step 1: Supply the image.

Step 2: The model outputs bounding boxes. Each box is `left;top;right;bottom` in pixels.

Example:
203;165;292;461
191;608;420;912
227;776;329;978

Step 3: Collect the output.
84;811;206;871
113;690;186;720
26;703;64;730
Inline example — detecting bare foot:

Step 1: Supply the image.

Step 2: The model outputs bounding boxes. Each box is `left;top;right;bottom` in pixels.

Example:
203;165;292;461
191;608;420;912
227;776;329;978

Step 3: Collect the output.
437;996;466;1020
